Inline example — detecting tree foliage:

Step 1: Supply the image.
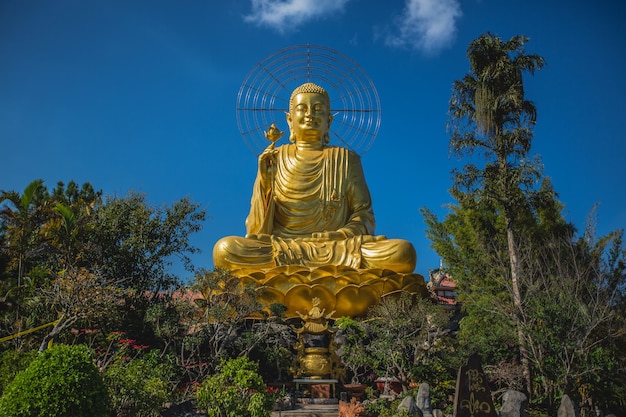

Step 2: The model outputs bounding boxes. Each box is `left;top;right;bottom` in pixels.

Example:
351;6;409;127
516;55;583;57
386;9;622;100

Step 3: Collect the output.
423;32;626;414
191;268;265;372
0;180;206;352
365;293;451;391
335;316;371;384
334;293;452;392
518;218;626;410
447;31;545;395
91;192;204;296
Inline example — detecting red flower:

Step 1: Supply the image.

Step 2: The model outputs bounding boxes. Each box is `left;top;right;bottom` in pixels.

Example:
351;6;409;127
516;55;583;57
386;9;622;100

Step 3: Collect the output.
132;344;150;350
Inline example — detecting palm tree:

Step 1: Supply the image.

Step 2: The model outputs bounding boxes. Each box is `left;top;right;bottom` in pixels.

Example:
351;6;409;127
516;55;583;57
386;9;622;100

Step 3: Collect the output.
43;199;99;270
448;33;545;396
0;179;50;338
0;179;49;289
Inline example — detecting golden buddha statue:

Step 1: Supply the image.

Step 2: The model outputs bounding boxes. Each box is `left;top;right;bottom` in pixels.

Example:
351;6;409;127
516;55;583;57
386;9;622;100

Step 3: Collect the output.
214;82;416;272
212;82;426;317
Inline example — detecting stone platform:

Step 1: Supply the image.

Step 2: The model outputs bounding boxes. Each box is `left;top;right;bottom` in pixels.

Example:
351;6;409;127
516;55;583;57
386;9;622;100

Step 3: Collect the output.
272;403;339;417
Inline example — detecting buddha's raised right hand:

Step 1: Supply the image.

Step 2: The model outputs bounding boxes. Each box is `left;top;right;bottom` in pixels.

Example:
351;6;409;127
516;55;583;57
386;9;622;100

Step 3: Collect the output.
258;147;278;188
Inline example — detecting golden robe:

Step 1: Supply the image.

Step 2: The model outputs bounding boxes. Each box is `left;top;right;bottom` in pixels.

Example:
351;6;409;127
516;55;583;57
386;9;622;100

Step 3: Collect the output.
213;144;416;272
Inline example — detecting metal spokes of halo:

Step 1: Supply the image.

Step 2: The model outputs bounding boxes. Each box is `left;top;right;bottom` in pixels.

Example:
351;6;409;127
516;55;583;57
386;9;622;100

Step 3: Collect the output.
236;44;381;156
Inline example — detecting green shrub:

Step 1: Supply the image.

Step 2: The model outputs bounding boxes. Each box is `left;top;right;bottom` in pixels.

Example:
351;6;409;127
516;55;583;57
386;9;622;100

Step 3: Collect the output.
0;344;110;417
195;356;278;417
362;397;414;417
364;397;394;417
0;349;37;393
104;349;176;417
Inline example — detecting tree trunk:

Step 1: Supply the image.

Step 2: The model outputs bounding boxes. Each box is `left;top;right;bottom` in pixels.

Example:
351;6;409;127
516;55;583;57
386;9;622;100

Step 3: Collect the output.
506;224;533;398
38;314;67;353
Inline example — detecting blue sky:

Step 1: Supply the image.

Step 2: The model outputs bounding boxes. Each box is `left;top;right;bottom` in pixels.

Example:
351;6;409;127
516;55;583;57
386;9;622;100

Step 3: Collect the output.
1;0;625;281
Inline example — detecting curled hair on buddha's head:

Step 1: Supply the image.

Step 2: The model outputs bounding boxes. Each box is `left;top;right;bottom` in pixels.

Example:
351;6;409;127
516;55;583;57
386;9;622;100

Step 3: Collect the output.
288;82;332;144
289;82;330;110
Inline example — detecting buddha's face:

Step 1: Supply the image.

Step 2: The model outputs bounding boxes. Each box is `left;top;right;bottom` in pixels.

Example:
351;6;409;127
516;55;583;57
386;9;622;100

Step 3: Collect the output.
287;92;332;146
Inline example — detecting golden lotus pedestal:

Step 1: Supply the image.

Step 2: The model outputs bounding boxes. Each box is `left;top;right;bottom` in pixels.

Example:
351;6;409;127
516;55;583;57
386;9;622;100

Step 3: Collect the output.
228;264;428;393
230;264;428;318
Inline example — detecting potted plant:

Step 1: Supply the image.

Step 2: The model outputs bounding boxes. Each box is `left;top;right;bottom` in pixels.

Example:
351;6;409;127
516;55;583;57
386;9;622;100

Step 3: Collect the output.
374;376;403;395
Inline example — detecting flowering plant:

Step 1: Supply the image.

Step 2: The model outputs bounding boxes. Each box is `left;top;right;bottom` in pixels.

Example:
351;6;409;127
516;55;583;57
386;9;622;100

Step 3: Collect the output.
95;331;150;371
97;331;175;417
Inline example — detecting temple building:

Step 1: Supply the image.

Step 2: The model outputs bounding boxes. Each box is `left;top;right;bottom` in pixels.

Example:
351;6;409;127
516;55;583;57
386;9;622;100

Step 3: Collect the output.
428;268;459;310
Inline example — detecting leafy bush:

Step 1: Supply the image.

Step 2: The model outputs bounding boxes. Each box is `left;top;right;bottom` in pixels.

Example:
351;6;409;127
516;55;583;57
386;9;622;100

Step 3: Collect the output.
363;397;403;417
195;356;278;417
335;316;373;384
0;349;37;393
0;344;110;417
104;347;176;417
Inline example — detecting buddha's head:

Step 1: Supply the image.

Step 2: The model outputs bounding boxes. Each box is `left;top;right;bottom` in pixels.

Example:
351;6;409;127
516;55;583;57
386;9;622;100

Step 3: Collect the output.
287;82;333;146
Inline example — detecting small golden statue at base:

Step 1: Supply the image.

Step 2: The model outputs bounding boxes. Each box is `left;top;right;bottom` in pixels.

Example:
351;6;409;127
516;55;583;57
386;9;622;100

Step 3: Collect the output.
291;297;341;380
296;297;334;334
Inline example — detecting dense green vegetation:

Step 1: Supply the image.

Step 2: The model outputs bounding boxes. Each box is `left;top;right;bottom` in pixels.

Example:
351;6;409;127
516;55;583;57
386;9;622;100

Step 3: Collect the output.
0;344;110;417
195;356;278;417
0;32;624;417
422;32;626;415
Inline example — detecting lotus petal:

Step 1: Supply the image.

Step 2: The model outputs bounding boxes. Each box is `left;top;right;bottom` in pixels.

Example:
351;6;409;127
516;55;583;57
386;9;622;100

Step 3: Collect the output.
334;285;382;317
369;276;406;295
355;270;383;282
310;265;357;280
237;276;259;287
232;267;266;279
284;284;336;317
263;274;307;293
266;265;311;278
309;276;356;293
255;287;285;306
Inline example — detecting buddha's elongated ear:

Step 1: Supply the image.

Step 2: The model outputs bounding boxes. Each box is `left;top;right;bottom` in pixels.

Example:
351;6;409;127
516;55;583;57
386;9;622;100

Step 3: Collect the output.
286;112;296;143
324;113;334;144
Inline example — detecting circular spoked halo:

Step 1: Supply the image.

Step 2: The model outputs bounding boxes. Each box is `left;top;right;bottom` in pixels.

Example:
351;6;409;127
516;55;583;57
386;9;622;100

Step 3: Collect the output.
236;44;381;156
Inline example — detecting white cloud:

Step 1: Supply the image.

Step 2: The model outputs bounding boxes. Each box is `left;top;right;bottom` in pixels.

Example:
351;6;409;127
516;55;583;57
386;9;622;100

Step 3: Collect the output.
244;0;351;33
385;0;462;54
